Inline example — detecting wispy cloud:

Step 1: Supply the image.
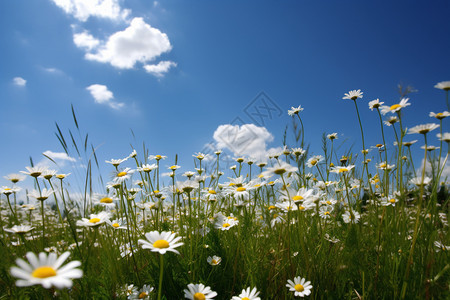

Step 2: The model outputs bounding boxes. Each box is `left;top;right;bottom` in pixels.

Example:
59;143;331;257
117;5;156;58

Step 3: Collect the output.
37;150;77;168
144;60;177;77
86;84;124;110
13;77;26;86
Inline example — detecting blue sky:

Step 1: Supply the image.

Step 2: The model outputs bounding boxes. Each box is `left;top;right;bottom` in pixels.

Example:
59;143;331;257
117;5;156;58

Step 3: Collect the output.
1;0;449;190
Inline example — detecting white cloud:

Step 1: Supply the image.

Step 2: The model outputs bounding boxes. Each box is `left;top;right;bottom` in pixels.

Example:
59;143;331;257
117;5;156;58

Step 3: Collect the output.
83;17;172;69
13;77;26;86
51;0;130;22
417;157;450;181
43;150;77;162
37;150;77;168
86;84;124;109
144;60;177;77
213;124;275;160
73;31;100;51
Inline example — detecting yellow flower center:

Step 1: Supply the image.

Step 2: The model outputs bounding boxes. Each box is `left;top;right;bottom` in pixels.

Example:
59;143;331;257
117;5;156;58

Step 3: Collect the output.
193;293;206;300
208;190;217;194
138;292;148;299
211;259;218;265
222;223;231;228
32;266;57;278
310;159;318;165
89;218;101;223
268;205;276;210
112;223;120;228
56;174;65;179
155;155;162;159
326;201;332;205
236;187;246;192
117;171;127;177
170;166;177;170
324;211;330;215
228;182;235;186
100;197;113;203
242;298;250;300
299;206;305;210
389;198;396;203
153;240;169;248
268;181;275;185
390;104;402;110
292;195;303;201
338;168;348;173
294;284;304;292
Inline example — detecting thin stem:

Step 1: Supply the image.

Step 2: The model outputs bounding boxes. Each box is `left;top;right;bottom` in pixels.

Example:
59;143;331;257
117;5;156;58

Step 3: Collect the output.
157;254;164;300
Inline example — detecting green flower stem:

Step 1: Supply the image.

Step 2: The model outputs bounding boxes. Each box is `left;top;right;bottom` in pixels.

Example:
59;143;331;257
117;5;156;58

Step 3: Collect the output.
157;254;164;300
401;133;429;299
376;108;389;195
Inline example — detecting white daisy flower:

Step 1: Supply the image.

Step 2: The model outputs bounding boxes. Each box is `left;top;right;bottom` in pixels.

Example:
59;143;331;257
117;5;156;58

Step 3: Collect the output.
380;98;411;115
342;210;361;223
105;157;128;167
409;176;432;186
275;200;298;212
286;276;313;297
137;163;158;173
76;211;111;228
184;283;217;300
368;99;384;110
207;255;222;266
343;89;363;100
434;81;450;91
330;165;355;174
10;251;82;289
4;225;34;234
231;286;261;300
306;155;323;168
288;105;304;116
213;213;239;231
408;123;439;135
4;173;26;183
327;133;338;140
128;284;154;299
262;162;297;177
27;188;55;201
437;132;450;142
138;231;183;255
429;111;450;120
21;166;48;178
148;154;167;161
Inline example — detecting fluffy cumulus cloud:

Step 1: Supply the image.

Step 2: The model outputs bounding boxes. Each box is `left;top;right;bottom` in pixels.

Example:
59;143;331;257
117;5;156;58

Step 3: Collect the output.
86;84;124;109
73;31;100;51
51;0;130;22
213;124;275;160
13;77;26;86
144;61;177;77
83;17;172;70
417;157;450;180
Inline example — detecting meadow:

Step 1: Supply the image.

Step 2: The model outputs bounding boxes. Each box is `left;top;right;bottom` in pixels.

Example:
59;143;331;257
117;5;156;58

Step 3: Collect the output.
0;85;449;299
